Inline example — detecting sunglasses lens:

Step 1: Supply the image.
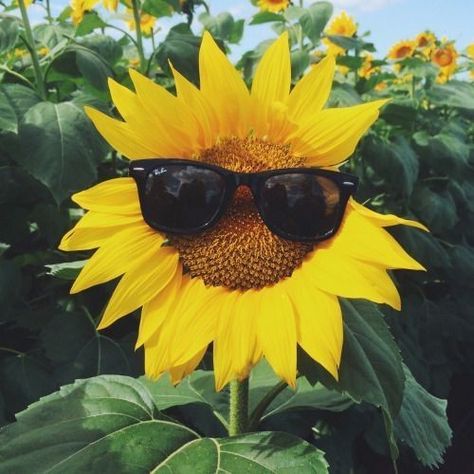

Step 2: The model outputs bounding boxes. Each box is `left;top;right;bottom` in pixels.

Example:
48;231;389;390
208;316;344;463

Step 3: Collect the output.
140;164;226;232
260;173;342;240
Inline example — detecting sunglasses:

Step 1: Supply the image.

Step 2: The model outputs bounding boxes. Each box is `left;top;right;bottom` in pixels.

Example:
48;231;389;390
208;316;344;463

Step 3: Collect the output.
129;159;358;242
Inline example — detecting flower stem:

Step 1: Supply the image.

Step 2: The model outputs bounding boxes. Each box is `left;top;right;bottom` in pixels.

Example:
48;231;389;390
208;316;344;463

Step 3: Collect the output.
131;0;145;72
248;380;288;430
228;379;249;436
18;0;46;99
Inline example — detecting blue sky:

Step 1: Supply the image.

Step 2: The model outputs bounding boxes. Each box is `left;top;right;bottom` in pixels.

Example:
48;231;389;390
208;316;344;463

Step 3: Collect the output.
25;0;474;58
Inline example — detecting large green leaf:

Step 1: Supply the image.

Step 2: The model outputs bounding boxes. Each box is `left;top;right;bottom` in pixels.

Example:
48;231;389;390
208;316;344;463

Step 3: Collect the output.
299;2;333;46
0;84;41;134
0;375;329;473
249;11;286;25
199;12;235;41
299;300;405;460
395;365;452;468
16;101;107;203
428;80;474;110
45;260;87;280
155;24;202;86
363;135;419;197
0;15;19;53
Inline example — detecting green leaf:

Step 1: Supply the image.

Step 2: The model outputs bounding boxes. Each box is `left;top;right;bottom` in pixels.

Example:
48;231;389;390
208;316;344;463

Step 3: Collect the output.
0;84;41;134
395;365;452;468
33;23;72;48
0;375;329;473
17;101;107;204
80;35;123;65
250;11;286;25
45;260;87;280
449;245;474;288
299;2;333;45
0;355;56;416
155;24;201;86
142;0;173;17
410;185;458;233
325;34;360;51
199;12;235;40
363;135;419;197
291;49;310;80
0;259;21;320
327;83;362;106
75;11;107;36
0;15;19;54
228;19;245;44
249;361;353;423
299;300;405;459
40;311;133;384
428;80;474;110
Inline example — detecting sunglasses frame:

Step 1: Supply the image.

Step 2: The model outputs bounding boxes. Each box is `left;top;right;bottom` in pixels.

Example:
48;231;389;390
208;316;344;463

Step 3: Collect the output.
129;159;359;242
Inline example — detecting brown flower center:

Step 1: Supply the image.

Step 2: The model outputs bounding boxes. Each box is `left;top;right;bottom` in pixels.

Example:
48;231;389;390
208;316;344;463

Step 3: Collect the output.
169;137;314;290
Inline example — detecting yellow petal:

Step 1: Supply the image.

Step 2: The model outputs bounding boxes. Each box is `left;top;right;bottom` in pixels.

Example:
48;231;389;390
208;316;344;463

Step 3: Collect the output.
98;246;179;329
284;275;342;380
326;207;425;270
199;31;250;138
171;63;216;149
84;106;158;159
287;55;335;123
165;279;222;367
257;285;297;388
301;251;401;310
59;210;145;251
71;225;162;294
71;178;140;215
135;267;183;348
213;290;261;390
251;32;291;137
169;347;207;385
128;69;198;156
252;32;291;108
350;199;429;231
291;100;388;166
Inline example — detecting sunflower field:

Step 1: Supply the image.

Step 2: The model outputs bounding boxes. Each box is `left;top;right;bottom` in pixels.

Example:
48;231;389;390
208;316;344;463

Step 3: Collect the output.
1;0;474;472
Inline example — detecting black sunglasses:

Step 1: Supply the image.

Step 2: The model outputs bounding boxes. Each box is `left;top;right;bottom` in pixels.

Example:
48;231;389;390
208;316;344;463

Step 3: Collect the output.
129;159;358;242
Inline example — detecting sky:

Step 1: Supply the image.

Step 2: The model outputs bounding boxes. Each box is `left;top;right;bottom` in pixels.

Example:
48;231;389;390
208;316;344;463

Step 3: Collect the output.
23;0;474;59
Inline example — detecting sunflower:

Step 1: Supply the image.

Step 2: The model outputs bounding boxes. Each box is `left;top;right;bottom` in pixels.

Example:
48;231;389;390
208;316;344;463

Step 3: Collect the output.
388;40;416;60
432;43;458;84
467;43;474;60
126;9;156;36
322;11;357;57
257;0;289;13
60;32;426;390
358;53;378;79
70;0;119;25
415;31;436;59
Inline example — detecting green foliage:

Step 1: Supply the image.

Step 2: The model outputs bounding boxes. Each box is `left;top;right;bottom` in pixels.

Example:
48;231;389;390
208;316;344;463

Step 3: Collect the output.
0;0;471;472
0;375;329;473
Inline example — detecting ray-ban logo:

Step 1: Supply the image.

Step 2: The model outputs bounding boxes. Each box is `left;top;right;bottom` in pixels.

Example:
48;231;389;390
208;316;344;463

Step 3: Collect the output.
153;167;167;175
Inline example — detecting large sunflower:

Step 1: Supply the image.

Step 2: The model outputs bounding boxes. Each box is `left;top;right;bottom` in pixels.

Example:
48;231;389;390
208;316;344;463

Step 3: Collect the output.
60;32;426;390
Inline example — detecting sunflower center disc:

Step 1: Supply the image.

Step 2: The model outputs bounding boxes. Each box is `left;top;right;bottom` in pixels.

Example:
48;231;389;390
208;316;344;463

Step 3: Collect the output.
169;137;314;291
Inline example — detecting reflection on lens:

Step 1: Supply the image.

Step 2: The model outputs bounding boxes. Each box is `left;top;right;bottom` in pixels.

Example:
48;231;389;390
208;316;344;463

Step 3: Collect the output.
142;164;225;231
261;173;341;239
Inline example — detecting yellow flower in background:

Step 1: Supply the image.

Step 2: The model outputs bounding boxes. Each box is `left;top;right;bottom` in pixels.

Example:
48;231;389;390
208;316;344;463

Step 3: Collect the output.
358;53;378;79
13;48;28;58
13;0;33;8
432;43;458;84
38;47;49;56
467;44;474;59
415;31;436;49
469;70;474;80
374;81;387;91
61;33;426;390
70;0;119;25
388;40;416;60
126;10;156;36
257;0;289;13
323;11;357;56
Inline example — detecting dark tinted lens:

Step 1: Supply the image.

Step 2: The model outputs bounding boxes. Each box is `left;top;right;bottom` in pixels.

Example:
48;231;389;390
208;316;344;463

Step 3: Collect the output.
141;164;225;232
260;173;341;239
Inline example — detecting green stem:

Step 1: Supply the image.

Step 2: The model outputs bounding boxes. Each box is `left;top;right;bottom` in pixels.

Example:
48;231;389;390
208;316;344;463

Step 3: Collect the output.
18;0;46;99
131;0;145;72
228;379;249;436
45;0;53;24
0;65;35;89
248;380;288;430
